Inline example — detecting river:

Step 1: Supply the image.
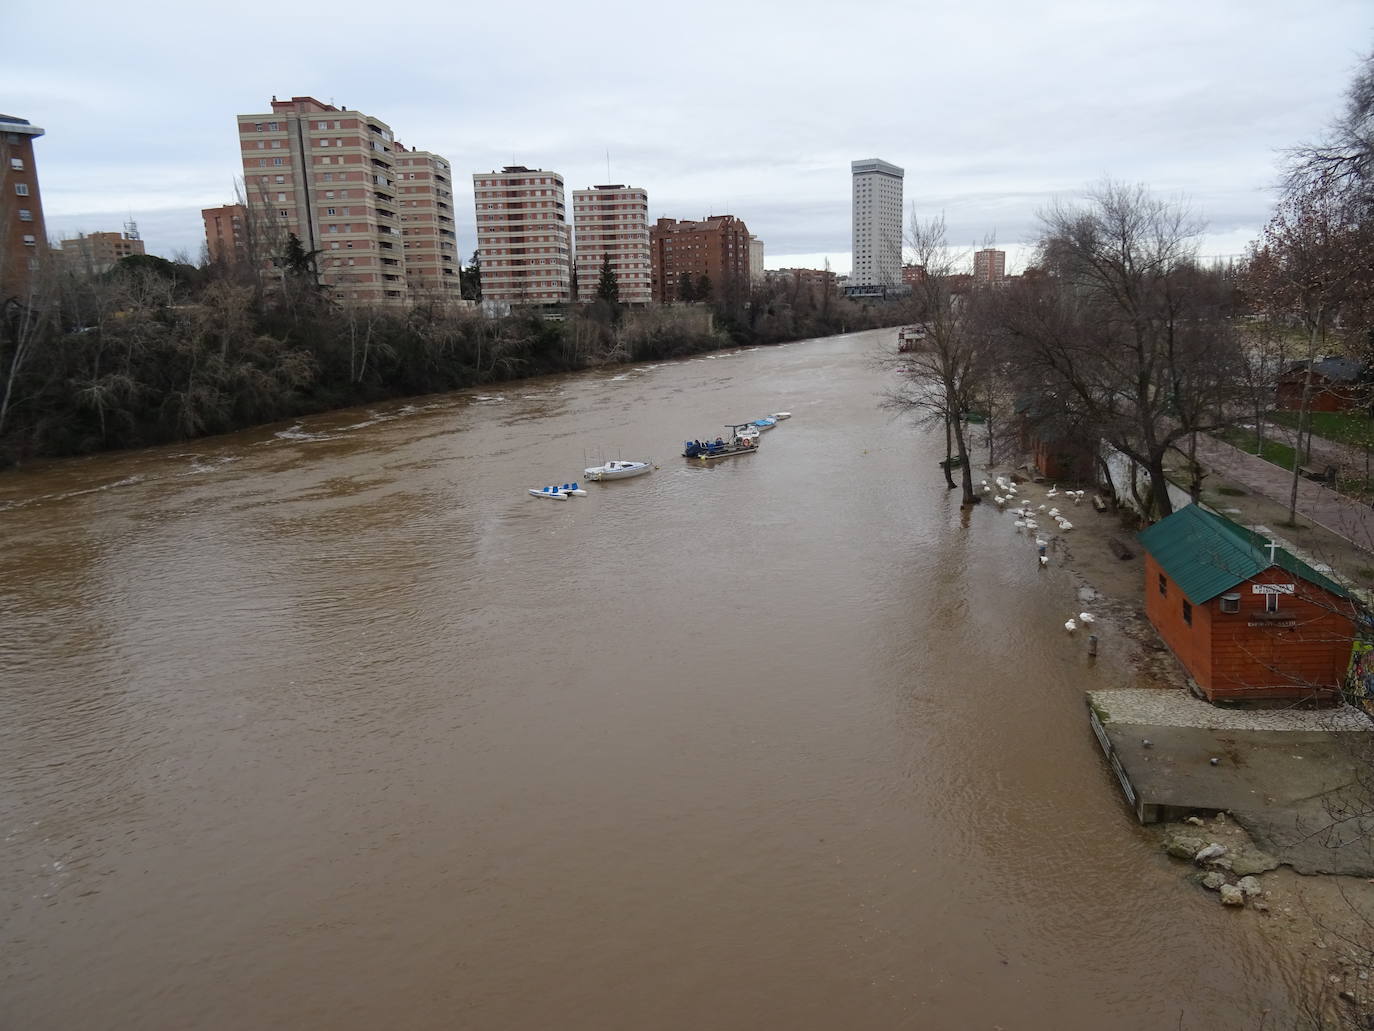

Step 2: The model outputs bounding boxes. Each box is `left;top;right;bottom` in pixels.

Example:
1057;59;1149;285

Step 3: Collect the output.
1;328;1296;1028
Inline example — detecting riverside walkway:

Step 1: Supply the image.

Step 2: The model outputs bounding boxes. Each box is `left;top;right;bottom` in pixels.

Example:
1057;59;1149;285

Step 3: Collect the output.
1195;434;1374;553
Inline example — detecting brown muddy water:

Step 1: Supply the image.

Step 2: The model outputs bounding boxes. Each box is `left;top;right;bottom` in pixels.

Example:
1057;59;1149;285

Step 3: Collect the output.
1;329;1294;1028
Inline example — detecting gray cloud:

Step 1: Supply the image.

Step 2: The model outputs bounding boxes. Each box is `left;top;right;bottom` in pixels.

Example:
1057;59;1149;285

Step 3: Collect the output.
7;0;1371;273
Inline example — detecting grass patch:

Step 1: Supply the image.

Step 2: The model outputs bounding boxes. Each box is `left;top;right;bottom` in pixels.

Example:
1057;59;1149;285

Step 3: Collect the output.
1269;410;1374;449
1217;486;1247;496
1218;427;1298;471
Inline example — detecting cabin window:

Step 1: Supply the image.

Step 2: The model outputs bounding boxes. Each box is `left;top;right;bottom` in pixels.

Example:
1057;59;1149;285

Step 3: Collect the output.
1265;593;1279;614
1158;574;1167;597
1220;594;1240;614
1182;601;1192;626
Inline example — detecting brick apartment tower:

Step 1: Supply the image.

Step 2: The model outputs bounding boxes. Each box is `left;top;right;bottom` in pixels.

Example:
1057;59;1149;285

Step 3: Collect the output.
649;215;752;303
1;114;47;302
572;184;650;305
236;96;459;305
396;149;460;297
850;158;903;292
973;248;1006;284
202;203;248;265
472;166;571;305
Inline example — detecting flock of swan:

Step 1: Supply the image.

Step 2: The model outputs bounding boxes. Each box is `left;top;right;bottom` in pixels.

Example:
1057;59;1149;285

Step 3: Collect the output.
981;475;1096;633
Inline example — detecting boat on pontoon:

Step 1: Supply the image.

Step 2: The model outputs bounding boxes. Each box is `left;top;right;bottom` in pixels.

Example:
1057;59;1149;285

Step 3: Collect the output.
683;424;760;461
529;485;570;500
584;459;654;481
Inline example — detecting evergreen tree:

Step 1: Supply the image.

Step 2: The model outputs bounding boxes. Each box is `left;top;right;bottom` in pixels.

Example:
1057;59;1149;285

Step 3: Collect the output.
696;273;713;301
678;271;696;302
281;233;322;290
596;253;619;304
460;249;482;300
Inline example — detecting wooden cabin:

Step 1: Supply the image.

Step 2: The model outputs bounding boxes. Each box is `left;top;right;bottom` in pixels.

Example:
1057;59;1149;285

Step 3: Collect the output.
1275;356;1366;413
1138;505;1357;704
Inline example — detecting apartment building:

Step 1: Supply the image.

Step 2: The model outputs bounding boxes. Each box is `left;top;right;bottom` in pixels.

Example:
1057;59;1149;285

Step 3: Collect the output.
236;96;459;305
397;149;460;297
202;203;248;265
472;166;571;305
973;247;1006;285
58;231;146;274
572;184;649;305
649;215;751;303
1;114;47;301
850;158;903;293
748;236;764;285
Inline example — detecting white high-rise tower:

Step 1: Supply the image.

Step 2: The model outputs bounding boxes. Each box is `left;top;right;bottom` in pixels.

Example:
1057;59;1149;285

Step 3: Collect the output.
850;158;904;292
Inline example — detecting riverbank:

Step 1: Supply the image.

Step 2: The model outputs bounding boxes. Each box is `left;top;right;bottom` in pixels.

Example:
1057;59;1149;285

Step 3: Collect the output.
0;264;904;468
980;462;1374;1024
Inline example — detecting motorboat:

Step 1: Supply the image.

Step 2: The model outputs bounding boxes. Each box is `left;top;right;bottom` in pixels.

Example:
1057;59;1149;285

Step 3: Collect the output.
584;459;654;481
683;424;760;461
558;482;587;496
752;417;777;431
529;485;569;500
770;412;791;421
736;425;760;441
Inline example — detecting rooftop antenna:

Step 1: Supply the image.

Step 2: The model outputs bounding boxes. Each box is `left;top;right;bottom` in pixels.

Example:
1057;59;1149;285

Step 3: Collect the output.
124;215;140;241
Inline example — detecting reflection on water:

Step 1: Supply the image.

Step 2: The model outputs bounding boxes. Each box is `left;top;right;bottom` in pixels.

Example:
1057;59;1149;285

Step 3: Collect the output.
0;331;1295;1029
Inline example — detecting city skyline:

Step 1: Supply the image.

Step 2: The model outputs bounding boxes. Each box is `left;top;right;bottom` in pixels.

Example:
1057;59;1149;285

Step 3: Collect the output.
7;0;1372;275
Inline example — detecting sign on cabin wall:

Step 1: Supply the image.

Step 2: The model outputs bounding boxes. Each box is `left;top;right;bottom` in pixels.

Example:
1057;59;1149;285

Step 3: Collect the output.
1252;584;1296;595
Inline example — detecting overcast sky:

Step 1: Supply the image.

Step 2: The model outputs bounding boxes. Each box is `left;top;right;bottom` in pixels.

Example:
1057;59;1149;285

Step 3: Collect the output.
7;0;1371;275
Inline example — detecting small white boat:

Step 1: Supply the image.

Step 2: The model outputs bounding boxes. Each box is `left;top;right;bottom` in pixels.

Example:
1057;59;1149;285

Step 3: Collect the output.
736;425;760;441
584;459;653;481
528;485;569;500
770;411;791;421
752;417;777;431
558;482;587;496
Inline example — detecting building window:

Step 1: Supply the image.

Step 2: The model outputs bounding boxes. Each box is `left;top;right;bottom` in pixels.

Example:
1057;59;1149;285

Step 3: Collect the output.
278;209;288;217
14;183;29;196
326;207;336;215
255;123;263;132
275;175;284;184
1158;574;1167;597
1265;593;1280;614
277;193;286;202
1182;600;1192;626
22;234;35;246
18;209;31;221
1220;594;1240;614
273;158;283;166
9;158;22;171
267;122;279;131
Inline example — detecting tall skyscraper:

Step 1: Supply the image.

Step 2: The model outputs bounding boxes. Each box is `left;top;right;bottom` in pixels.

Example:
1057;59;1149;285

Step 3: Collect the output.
236;96;460;305
850;158;903;293
1;114;47;302
472;166;571;305
572;184;650;305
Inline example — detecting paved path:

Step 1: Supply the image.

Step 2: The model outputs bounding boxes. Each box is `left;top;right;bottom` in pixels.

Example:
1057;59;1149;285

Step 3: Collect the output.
1195;434;1374;553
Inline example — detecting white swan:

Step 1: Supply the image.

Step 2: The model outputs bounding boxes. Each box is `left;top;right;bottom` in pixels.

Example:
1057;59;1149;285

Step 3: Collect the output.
1079;612;1096;624
1064;618;1077;632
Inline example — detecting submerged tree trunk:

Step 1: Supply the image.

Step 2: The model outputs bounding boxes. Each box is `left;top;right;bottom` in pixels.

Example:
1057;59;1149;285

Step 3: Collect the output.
950;404;978;506
941;415;956;488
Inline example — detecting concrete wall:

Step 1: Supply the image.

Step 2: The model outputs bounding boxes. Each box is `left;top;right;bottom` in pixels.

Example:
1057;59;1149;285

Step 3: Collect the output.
1100;441;1192;516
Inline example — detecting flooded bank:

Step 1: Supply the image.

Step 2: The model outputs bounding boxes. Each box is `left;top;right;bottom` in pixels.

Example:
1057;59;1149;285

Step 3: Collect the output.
0;329;1298;1028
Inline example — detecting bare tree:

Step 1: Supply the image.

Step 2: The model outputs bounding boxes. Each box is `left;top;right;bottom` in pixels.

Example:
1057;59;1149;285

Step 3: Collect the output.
886;212;997;505
1002;180;1242;518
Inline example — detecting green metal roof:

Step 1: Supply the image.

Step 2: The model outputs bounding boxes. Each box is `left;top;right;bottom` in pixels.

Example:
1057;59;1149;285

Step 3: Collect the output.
1137;504;1350;605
